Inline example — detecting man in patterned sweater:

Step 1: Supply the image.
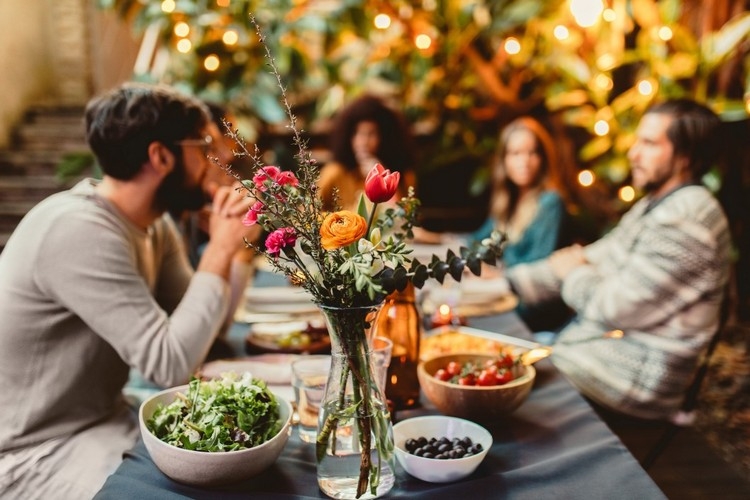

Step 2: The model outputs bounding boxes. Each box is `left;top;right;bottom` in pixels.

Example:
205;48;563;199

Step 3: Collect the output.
507;99;731;420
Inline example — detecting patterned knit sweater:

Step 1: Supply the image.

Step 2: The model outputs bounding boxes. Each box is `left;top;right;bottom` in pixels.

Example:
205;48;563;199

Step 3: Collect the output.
507;185;731;420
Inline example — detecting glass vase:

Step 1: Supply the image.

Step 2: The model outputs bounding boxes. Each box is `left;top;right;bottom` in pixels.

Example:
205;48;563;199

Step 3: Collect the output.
316;303;395;500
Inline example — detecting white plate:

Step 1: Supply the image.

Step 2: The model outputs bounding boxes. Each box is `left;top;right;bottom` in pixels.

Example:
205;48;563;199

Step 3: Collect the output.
199;353;299;386
459;277;512;305
243;286;318;314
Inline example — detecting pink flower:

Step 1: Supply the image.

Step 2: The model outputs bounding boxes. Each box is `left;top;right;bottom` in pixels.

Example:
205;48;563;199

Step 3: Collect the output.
276;171;299;187
364;163;400;204
242;201;264;226
252;166;281;190
265;227;297;258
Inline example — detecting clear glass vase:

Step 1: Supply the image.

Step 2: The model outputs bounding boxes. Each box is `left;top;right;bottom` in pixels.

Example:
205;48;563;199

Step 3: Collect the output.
316;303;395;500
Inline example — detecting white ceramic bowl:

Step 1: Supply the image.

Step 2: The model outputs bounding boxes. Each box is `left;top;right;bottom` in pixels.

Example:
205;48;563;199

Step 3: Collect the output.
139;384;292;486
392;415;492;483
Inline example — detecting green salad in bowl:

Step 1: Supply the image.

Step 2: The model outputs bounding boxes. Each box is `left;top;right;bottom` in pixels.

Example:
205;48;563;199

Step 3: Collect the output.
140;372;293;485
147;372;281;452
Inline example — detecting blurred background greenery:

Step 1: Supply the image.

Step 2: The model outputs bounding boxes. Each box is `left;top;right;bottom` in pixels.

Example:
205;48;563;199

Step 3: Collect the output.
98;0;748;216
98;0;749;242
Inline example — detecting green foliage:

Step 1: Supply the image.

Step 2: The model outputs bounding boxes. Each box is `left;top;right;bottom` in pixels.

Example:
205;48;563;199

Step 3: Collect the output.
55;151;98;182
99;0;750;201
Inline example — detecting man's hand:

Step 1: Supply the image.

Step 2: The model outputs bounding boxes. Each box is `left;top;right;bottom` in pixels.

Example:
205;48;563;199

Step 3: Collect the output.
198;183;260;279
549;244;587;280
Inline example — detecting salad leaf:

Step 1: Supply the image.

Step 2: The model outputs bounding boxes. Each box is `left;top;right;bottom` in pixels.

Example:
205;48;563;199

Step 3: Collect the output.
147;372;282;452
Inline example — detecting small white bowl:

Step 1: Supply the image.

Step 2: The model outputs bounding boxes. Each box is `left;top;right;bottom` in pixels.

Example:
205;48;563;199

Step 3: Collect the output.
392;415;492;483
139;384;292;486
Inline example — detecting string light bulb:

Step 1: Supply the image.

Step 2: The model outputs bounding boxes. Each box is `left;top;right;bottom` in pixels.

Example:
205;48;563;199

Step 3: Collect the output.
204;55;220;71
578;170;595;187
619;186;636;202
504;37;521;55
161;0;175;13
176;39;192;53
602;8;616;22
594;120;609;136
658;26;673;41
595;73;613;90
173;22;190;38
570;0;603;28
415;34;432;50
637;79;655;96
222;30;239;46
553;25;570;40
374;14;391;29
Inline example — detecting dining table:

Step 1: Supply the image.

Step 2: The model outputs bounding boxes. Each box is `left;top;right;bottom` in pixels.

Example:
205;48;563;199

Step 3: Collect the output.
95;280;667;500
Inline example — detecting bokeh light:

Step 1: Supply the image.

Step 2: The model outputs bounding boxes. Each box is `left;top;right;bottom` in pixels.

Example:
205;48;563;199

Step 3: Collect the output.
504;37;521;55
161;0;175;13
222;30;239;46
578;170;595;187
637;79;655;96
204;55;220;71
174;22;189;38
658;26;673;41
415;34;432;50
176;39;192;53
374;14;391;29
619;186;636;202
594;120;610;136
571;0;603;28
595;73;613;90
553;25;570;40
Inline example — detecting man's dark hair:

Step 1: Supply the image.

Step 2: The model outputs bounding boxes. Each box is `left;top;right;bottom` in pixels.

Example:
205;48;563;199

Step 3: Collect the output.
646;99;722;179
84;83;210;180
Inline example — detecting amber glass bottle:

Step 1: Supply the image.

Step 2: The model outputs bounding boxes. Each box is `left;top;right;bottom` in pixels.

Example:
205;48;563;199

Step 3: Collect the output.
376;283;422;410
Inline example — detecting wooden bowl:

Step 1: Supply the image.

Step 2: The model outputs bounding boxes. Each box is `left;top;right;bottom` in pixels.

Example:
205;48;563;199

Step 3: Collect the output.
417;353;535;424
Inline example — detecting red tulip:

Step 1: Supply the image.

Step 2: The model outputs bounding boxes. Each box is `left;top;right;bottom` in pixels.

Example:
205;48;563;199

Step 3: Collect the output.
364;163;400;204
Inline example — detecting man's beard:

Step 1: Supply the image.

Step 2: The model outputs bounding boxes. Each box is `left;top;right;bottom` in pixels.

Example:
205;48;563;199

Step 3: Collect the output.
154;161;207;215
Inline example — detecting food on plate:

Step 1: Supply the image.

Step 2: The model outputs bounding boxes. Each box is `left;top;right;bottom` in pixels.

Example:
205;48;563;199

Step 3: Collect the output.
404;435;484;460
146;373;282;452
431;355;522;387
420;329;513;360
246;319;329;354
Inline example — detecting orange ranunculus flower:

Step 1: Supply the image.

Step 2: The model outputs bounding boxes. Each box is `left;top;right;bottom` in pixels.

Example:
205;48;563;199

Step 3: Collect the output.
320;210;368;250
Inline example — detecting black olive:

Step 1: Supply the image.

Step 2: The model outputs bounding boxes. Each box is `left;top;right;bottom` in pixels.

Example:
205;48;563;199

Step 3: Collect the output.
405;435;484;460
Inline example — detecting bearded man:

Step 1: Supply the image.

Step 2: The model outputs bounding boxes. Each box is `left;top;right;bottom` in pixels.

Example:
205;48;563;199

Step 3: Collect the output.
506;99;731;421
0;83;258;497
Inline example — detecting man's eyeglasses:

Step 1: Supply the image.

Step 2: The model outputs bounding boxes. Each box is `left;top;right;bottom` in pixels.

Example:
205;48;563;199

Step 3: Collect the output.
174;135;214;155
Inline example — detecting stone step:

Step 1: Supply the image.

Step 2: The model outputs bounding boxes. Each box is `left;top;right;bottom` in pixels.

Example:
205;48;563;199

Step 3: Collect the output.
0;175;73;202
0;201;37;232
0;149;92;176
24;105;85;123
0;231;10;253
15;122;86;142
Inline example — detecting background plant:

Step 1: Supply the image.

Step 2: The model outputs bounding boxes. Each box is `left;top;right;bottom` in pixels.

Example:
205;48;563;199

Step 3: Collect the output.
99;0;749;225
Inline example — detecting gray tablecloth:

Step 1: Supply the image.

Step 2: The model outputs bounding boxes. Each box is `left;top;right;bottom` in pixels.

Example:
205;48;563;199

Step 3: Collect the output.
95;313;665;500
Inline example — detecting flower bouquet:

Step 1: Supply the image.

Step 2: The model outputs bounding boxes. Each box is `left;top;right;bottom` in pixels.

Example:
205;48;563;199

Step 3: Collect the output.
215;17;505;499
